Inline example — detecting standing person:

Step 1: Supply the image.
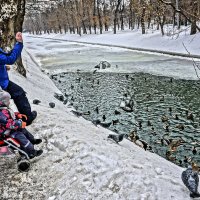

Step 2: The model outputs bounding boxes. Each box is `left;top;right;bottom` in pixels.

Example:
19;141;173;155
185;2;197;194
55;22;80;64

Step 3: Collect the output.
0;32;37;125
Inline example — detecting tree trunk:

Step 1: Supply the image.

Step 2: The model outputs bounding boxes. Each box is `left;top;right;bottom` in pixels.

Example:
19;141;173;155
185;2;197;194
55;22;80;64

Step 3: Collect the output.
191;21;197;35
158;15;165;36
93;0;97;34
97;0;103;34
141;6;146;34
0;0;26;77
120;12;124;30
114;0;122;34
82;20;87;34
190;2;198;35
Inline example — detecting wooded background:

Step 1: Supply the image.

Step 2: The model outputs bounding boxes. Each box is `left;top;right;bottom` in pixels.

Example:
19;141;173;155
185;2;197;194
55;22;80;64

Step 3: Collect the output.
24;0;200;36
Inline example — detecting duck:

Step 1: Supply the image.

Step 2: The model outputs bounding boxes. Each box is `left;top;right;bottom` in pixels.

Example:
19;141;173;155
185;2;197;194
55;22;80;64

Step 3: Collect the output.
166;150;176;161
76;77;81;83
151;127;157;135
192;147;197;155
33;99;41;105
71;96;75;102
102;115;106;122
183;156;192;164
187;113;194;121
192;162;200;172
161;115;168;123
95;107;99;114
134;136;149;151
161;138;173;146
168;139;185;152
92;120;112;128
163;124;169;132
121;106;134;113
160;96;164;102
147;120;152;126
129;129;137;142
145;93;151;100
83;111;91;115
172;114;179;120
93;69;97;74
178;160;183;165
175;124;184;130
125;74;129;80
94;64;100;69
100;122;112;128
114;110;121;115
138;121;142;129
70;110;83;117
172;138;184;145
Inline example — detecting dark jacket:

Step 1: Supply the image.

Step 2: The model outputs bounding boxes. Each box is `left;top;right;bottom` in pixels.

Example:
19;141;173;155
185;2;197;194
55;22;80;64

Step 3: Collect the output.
0;42;23;89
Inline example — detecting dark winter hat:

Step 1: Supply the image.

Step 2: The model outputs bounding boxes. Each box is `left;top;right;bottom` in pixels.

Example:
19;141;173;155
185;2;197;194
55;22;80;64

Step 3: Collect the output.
0;90;11;106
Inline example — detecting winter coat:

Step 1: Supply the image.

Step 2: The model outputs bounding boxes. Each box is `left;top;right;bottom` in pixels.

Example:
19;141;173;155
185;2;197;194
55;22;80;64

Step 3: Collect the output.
0;42;23;89
0;104;22;137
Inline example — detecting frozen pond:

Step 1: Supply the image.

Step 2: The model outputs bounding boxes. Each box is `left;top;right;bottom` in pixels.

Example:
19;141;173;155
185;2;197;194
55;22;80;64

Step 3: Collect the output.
25;37;199;80
26;37;200;167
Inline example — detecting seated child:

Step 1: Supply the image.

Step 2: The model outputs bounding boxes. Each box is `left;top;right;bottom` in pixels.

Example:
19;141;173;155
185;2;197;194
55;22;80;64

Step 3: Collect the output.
0;90;43;159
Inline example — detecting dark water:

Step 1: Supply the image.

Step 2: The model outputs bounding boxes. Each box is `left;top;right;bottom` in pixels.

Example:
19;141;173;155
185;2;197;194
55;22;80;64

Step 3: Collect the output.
50;72;200;167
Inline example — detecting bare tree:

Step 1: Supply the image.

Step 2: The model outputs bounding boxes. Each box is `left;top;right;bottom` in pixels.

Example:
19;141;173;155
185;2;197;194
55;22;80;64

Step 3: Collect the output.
158;0;200;35
23;0;200;37
113;0;123;34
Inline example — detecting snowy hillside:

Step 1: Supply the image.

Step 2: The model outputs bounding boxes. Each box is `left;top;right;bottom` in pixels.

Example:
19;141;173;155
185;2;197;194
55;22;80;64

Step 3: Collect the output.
0;45;199;199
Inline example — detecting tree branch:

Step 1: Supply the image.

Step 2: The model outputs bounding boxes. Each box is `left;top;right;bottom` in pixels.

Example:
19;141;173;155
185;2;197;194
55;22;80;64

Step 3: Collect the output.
158;0;200;32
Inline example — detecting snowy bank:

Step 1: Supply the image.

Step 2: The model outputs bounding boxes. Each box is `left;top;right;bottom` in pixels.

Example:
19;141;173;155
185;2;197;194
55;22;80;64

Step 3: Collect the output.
26;29;200;58
0;46;199;200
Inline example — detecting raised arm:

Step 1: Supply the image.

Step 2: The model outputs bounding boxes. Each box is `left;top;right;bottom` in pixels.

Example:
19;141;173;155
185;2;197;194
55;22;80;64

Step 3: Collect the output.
0;32;23;65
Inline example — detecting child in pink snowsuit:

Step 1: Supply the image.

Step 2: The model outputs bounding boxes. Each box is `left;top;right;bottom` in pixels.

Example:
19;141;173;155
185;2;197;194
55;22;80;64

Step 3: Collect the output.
0;90;43;159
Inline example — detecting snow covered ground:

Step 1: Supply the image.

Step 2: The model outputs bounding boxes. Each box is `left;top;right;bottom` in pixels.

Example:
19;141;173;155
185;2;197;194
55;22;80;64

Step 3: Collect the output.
26;28;200;57
0;36;199;199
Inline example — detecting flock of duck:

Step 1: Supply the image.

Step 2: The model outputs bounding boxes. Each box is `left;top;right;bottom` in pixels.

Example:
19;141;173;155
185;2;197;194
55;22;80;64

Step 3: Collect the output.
50;71;200;172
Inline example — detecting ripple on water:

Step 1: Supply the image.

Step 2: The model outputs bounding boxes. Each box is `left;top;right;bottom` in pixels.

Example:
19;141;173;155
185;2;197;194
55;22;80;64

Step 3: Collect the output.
50;72;200;167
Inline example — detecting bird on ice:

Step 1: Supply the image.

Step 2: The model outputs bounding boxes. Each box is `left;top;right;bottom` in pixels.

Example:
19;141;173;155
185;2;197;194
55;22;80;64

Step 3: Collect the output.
33;99;41;105
181;165;200;198
108;134;127;144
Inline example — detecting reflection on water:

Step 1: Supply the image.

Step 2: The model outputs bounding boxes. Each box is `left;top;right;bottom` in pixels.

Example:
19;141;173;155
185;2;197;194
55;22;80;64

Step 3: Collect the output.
50;72;200;167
